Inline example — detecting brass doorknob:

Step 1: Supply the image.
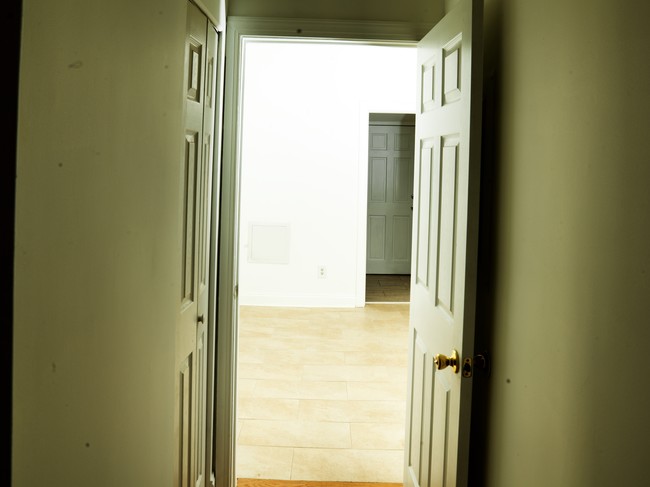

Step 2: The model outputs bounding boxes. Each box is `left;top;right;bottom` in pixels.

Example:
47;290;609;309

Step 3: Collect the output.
434;349;460;373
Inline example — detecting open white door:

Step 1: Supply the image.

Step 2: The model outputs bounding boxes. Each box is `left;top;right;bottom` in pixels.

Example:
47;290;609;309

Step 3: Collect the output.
404;0;483;486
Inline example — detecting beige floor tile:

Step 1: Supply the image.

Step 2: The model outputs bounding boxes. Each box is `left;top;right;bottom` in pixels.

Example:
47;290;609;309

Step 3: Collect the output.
302;364;407;383
290;448;403;482
347;381;407;400
299;399;406;423
257;349;346;365
238;420;351;449
239;336;305;352
237;397;300;421
251;380;301;399
341;331;408;349
238;362;303;381
382;366;409;383
237;379;257;397
345;350;408;366
298;381;348;400
237;347;266;364
236;303;410;482
251;380;347;400
251;380;348;400
294;337;368;353
348;304;409;319
271;323;344;340
235;445;294;480
236;420;243;441
351;422;405;450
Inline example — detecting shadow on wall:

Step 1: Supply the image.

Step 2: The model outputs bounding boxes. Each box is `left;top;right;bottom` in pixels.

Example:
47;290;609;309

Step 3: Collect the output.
468;0;503;483
4;1;22;483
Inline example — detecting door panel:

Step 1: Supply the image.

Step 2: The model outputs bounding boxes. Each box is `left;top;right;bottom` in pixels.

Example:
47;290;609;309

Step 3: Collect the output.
367;124;415;275
393;215;412;260
176;2;217;487
368;215;387;260
405;1;483;486
370;157;388;202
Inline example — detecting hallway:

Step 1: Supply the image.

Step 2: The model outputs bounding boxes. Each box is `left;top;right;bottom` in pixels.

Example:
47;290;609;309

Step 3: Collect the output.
236;303;409;482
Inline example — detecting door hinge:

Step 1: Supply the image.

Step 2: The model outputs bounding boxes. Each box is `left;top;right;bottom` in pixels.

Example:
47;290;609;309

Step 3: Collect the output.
234;284;238;299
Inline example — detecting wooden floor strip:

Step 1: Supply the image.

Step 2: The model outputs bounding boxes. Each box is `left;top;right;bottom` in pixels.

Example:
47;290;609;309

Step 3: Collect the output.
365;274;410;303
238;480;403;487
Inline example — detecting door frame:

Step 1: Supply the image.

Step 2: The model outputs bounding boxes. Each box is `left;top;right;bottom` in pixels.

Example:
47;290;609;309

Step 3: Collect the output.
215;16;434;487
357;109;417;306
363;114;416;290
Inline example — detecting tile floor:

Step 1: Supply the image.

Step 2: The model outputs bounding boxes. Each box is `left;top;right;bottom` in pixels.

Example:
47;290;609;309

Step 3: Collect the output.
236;303;410;482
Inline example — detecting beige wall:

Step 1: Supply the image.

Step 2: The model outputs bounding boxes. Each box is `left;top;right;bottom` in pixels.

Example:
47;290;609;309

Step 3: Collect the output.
472;0;650;485
13;0;200;485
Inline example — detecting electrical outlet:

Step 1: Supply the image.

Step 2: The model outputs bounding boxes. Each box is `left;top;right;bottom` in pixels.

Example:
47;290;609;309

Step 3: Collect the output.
318;265;327;279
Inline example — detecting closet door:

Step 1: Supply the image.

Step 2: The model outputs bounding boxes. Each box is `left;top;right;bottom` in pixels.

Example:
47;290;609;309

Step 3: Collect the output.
176;2;217;486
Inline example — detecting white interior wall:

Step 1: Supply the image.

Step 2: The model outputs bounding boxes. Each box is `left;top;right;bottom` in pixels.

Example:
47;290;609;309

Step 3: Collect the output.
238;41;416;307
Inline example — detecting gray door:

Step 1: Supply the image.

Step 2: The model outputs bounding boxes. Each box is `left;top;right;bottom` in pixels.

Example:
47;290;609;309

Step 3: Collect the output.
367;123;415;274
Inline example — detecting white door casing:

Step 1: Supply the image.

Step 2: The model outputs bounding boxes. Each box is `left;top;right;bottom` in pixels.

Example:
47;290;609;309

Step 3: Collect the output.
217;16;467;487
405;1;483;487
367;124;415;275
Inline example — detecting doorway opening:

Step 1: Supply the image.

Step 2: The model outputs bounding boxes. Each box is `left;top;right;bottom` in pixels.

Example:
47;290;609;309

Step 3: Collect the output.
235;39;416;483
365;113;415;304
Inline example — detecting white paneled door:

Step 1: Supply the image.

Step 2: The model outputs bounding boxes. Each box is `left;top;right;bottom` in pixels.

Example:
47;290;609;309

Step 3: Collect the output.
367;124;415;275
176;2;218;487
404;0;483;486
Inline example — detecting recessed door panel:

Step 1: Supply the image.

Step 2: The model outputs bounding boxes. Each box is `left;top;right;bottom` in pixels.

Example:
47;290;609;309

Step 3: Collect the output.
393;215;412;262
416;139;434;287
394;157;414;203
406;332;426;487
443;36;462;105
181;132;198;308
370;157;388;202
436;137;460;316
368;215;387;260
178;356;192;487
421;58;437;113
371;132;388;150
430;372;453;486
